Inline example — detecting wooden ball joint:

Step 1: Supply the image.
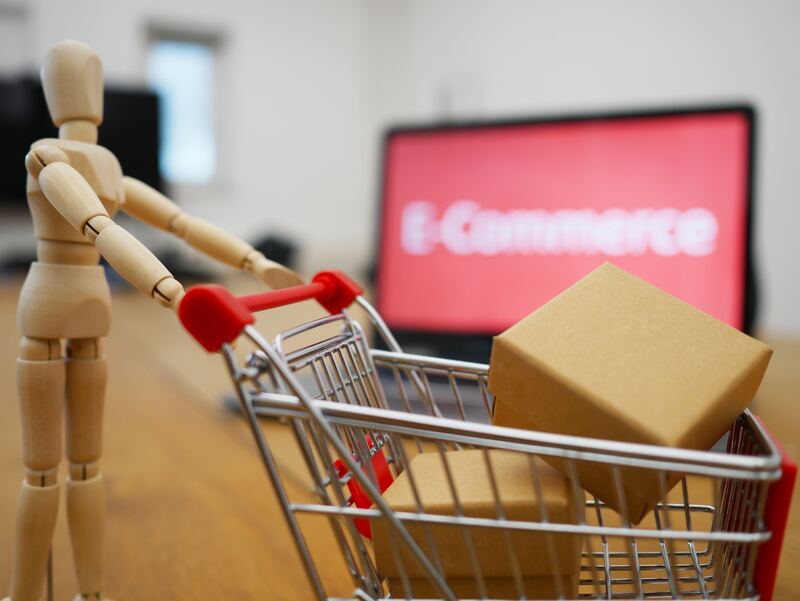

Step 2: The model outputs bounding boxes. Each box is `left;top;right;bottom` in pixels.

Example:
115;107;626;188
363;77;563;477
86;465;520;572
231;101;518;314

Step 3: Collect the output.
4;40;303;601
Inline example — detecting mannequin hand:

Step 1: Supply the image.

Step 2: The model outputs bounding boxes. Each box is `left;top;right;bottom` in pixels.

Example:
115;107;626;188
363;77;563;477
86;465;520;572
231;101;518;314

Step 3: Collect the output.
245;251;304;289
154;277;185;312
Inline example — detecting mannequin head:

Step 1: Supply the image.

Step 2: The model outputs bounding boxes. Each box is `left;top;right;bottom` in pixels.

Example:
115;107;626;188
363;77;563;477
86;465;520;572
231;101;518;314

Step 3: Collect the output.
41;40;103;143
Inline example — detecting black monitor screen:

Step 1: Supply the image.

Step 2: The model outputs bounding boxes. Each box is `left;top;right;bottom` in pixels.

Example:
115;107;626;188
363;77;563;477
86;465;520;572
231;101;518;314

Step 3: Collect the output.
0;77;162;203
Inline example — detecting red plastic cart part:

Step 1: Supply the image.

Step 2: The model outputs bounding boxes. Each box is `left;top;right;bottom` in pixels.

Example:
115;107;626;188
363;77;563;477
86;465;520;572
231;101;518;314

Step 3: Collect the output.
179;270;364;352
753;416;797;601
334;436;394;539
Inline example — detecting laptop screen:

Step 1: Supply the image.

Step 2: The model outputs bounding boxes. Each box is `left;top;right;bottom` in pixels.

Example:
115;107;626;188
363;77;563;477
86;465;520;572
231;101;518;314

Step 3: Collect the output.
377;108;754;336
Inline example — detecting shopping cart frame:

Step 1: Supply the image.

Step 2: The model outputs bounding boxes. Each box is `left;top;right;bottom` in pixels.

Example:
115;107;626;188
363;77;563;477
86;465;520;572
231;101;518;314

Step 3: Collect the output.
179;271;796;601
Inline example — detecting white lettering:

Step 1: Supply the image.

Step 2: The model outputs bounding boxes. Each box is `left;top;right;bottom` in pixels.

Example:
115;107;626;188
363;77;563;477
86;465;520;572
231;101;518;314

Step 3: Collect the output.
595;209;628;256
677;207;718;256
401;201;437;255
509;210;548;254
400;201;719;258
440;200;480;255
650;209;681;256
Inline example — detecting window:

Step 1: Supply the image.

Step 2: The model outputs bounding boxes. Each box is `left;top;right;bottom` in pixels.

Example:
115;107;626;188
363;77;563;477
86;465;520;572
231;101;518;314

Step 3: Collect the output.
0;6;28;74
147;37;216;184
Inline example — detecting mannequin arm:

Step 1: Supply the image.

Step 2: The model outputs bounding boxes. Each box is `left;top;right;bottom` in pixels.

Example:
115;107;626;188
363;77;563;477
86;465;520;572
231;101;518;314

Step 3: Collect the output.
121;177;303;289
27;147;184;310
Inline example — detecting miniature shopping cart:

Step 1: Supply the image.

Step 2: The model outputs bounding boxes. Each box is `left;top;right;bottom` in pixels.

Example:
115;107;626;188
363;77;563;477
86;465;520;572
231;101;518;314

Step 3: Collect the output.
179;271;796;601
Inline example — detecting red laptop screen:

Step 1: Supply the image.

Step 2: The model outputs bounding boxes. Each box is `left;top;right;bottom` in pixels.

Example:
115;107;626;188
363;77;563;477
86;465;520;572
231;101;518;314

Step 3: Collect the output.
377;110;751;333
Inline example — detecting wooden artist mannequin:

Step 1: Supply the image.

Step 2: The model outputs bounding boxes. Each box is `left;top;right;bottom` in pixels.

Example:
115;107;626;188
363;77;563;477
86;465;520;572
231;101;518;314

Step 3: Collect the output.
4;40;302;601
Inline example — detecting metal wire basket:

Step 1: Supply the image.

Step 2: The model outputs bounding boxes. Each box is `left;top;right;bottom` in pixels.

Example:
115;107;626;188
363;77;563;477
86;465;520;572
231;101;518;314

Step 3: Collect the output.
179;271;795;601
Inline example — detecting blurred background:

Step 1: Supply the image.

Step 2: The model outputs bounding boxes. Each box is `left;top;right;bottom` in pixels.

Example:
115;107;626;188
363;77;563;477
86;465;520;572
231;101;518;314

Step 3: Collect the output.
0;0;798;339
1;2;799;599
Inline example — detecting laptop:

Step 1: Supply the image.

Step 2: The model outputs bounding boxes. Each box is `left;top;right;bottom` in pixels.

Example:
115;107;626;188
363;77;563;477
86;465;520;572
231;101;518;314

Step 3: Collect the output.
375;106;757;362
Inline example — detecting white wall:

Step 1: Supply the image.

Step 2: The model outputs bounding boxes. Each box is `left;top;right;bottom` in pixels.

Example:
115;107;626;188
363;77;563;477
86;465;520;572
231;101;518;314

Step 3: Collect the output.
2;0;798;335
2;0;373;273
363;0;800;335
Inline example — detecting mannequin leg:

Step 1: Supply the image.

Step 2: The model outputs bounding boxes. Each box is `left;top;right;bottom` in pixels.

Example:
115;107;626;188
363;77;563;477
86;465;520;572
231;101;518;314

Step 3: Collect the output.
65;338;108;601
6;337;64;601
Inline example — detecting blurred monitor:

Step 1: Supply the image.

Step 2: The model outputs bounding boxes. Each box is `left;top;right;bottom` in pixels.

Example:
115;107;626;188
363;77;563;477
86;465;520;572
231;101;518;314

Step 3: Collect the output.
0;76;162;203
376;107;756;359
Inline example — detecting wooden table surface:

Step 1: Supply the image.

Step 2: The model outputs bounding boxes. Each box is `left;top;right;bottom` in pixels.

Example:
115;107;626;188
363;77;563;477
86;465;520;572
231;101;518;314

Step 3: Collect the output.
0;278;797;600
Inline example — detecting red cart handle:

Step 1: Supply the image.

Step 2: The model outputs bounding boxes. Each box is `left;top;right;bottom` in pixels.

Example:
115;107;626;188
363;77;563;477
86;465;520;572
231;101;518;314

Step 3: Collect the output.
754;416;797;601
179;270;364;352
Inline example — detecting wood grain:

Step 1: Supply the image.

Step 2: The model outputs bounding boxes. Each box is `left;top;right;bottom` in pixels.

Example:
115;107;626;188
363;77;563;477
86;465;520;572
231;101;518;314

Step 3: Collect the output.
0;277;797;600
0;277;350;600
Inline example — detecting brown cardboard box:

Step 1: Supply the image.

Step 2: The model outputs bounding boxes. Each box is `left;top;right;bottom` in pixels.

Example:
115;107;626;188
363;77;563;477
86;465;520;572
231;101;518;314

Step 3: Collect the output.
489;263;772;523
373;449;583;599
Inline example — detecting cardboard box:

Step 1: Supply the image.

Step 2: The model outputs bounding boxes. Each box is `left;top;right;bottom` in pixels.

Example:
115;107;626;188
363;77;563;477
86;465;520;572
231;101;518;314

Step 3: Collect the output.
373;449;583;598
489;263;772;523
